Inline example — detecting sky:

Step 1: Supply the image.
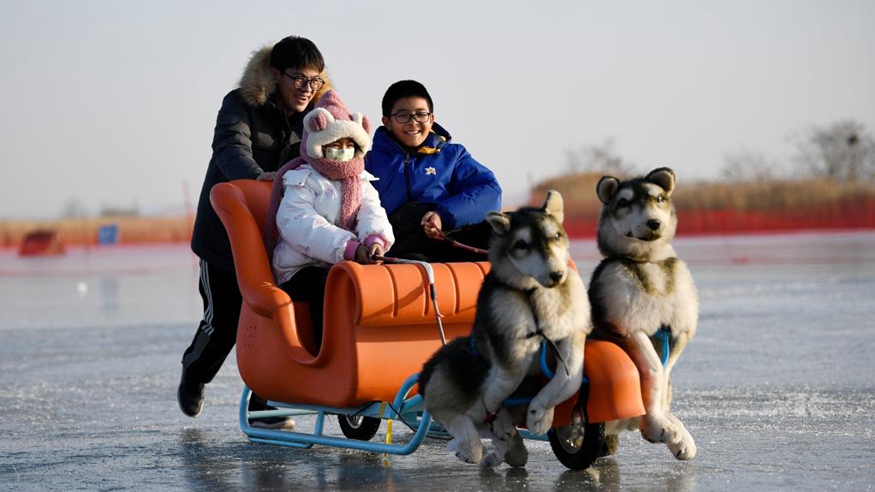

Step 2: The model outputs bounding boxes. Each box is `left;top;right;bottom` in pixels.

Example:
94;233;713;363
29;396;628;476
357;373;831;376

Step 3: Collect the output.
1;0;873;220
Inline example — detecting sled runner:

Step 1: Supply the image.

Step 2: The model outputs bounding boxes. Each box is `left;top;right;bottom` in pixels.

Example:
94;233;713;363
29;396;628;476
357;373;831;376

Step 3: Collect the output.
211;179;645;470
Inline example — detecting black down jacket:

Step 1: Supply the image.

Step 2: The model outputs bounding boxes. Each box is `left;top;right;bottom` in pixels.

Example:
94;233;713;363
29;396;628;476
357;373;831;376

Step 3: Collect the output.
191;45;331;272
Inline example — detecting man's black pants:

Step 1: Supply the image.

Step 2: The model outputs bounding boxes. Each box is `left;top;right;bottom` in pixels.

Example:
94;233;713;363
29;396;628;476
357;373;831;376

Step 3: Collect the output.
181;259;241;384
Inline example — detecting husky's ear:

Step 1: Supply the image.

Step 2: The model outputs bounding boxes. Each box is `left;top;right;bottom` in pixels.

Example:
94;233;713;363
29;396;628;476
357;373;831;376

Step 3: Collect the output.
486;211;511;236
647;167;676;196
596;176;620;204
542;190;564;224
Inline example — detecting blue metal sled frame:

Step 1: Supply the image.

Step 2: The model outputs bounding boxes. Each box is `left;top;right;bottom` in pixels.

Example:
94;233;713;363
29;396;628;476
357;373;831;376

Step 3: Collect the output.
239;373;444;454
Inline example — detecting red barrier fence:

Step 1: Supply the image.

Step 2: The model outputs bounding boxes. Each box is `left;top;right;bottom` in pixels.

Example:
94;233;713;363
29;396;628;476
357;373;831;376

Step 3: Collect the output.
563;197;875;238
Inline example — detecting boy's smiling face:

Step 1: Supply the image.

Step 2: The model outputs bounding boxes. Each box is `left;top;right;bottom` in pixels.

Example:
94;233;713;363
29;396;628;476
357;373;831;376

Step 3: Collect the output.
382;96;434;149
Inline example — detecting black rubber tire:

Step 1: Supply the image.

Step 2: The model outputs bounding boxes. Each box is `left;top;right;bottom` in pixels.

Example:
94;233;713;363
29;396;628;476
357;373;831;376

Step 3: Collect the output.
337;415;381;441
547;422;606;470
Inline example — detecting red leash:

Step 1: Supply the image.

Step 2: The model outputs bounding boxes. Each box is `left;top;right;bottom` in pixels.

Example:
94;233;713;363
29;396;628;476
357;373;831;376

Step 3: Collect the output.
425;219;489;256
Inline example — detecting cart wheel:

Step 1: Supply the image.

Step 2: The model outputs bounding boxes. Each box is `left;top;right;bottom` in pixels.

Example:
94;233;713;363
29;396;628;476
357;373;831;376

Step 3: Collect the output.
337;415;381;441
547;422;605;470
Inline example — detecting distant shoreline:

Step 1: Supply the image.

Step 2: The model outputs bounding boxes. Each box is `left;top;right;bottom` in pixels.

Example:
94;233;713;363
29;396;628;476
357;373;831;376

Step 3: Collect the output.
0;215;193;249
2;209;873;251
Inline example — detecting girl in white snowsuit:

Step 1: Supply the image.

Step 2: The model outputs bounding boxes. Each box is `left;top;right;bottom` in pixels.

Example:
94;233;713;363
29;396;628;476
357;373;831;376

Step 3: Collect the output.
265;90;394;349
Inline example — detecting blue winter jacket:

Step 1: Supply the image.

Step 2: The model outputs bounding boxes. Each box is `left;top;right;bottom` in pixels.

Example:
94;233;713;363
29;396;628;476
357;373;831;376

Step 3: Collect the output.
364;123;502;230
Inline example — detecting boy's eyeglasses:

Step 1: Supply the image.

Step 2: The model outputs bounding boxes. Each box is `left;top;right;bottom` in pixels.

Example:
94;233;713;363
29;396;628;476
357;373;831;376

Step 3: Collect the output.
282;72;326;91
390;112;432;124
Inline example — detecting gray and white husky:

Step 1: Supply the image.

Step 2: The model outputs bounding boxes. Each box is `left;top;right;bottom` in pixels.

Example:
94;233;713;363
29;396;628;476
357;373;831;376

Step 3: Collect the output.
589;167;698;460
419;191;591;468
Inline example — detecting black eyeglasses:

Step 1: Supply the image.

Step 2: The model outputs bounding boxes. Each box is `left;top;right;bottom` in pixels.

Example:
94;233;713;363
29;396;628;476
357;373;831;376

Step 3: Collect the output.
282;72;326;91
390;111;431;124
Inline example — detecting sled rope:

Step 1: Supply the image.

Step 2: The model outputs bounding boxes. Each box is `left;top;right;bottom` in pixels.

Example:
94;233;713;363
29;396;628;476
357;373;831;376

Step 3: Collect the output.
372;255;447;346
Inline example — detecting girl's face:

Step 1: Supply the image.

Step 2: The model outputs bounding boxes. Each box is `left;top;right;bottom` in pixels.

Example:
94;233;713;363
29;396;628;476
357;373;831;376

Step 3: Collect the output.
324;138;356;151
323;138;357;162
381;96;434;149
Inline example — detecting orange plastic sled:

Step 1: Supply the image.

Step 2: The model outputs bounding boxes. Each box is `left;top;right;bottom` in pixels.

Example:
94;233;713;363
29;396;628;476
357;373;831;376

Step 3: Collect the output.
211;179;645;469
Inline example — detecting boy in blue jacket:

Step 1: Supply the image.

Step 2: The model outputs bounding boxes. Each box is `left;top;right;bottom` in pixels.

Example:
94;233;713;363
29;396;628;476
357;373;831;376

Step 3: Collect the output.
365;80;502;262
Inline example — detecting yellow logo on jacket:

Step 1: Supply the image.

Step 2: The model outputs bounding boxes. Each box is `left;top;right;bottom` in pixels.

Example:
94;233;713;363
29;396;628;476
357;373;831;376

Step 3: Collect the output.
425;167;436;175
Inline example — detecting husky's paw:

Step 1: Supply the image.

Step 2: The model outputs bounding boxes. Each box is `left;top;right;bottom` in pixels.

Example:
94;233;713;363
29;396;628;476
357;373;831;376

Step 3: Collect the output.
490;420;516;442
504;433;529;468
602;434;620;457
668;429;697;460
454;440;483;465
482;433;510;469
640;416;674;444
526;405;555;436
481;450;504;468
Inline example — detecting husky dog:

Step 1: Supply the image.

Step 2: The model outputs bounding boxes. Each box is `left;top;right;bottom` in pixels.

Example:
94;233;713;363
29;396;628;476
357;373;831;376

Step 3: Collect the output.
589;167;698;460
419;191;591;468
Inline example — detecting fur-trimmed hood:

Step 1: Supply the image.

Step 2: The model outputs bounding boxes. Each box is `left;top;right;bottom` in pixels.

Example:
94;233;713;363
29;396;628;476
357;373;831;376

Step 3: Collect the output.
237;44;333;107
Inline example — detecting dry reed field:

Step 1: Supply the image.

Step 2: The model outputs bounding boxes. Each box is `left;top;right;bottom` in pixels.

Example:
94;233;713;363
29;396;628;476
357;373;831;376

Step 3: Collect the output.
2;176;874;249
532;173;875;235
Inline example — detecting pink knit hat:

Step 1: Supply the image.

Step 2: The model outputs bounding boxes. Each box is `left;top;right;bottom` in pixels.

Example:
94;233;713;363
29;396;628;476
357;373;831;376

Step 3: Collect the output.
264;91;372;261
300;90;371;162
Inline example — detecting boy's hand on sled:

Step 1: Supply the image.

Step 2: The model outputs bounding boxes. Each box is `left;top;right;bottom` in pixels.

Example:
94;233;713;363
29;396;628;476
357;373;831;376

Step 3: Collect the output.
256;171;276;181
421;212;442;239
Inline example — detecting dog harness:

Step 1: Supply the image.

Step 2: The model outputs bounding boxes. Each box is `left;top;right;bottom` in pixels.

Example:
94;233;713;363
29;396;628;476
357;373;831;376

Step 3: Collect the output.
596;257;674;368
467;336;558;381
653;325;671;367
518;286;572;377
469;282;571;376
468;282;580;420
469;336;561;423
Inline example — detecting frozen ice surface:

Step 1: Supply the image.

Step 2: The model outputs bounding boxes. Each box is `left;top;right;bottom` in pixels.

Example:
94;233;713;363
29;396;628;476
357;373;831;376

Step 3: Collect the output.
0;233;873;491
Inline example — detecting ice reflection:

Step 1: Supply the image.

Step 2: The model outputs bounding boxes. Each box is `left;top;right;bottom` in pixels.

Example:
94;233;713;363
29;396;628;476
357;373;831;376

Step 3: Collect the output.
100;277;120;317
1;233;873;491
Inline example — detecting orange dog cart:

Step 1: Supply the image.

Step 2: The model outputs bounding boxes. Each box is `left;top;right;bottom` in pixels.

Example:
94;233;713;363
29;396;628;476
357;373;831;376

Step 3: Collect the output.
210;179;645;470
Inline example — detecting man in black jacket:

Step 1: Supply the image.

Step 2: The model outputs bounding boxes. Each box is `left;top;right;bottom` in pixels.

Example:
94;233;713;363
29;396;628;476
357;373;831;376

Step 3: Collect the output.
179;36;331;428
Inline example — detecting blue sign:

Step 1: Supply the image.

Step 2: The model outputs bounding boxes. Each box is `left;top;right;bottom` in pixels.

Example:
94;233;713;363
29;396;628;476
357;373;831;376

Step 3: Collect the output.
98;224;119;245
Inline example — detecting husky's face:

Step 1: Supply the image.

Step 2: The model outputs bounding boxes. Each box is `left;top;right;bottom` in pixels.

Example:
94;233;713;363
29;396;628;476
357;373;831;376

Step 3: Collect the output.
606;182;672;241
487;191;571;288
596;168;678;257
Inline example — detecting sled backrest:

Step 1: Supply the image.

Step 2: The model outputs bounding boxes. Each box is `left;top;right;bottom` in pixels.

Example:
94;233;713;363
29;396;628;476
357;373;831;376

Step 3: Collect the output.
210;179;317;351
209;179;273;297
